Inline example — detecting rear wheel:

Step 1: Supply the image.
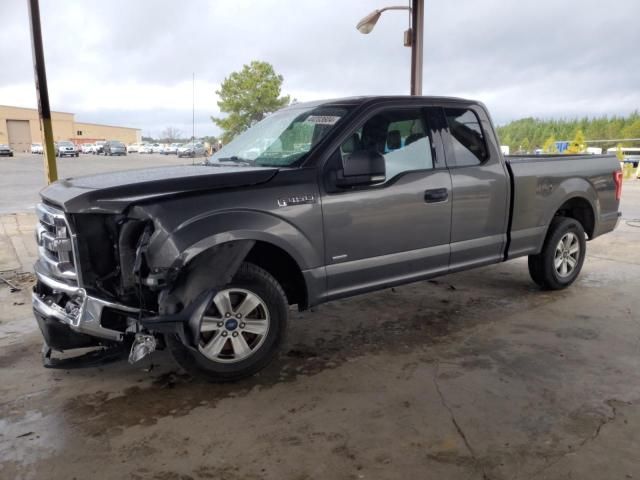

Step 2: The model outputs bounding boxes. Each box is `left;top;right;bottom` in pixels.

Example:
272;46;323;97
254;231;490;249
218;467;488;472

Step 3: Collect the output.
167;262;288;382
528;217;586;290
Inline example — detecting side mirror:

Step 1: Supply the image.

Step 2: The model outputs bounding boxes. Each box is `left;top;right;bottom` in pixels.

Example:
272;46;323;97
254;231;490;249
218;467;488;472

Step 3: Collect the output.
336;149;386;187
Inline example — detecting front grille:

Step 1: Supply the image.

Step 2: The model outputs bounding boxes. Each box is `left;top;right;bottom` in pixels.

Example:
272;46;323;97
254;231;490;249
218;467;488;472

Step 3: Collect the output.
36;203;77;281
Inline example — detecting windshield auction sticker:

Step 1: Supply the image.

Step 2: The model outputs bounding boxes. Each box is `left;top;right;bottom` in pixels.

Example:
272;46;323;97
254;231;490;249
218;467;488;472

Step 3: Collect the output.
305;115;341;125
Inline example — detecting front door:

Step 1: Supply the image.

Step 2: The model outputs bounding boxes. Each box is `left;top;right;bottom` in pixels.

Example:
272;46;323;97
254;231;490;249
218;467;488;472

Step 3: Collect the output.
321;106;452;299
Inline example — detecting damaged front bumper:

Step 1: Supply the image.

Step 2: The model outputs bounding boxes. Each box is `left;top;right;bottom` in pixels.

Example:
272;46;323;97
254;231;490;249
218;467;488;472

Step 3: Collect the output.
32;262;139;351
32;261;213;367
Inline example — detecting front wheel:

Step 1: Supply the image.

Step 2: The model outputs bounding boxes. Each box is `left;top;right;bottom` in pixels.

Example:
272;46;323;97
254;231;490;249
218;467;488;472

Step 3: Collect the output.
528;217;587;290
167;262;288;382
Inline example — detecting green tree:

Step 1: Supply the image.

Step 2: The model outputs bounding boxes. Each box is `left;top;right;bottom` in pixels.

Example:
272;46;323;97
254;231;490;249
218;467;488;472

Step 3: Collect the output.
495;111;640;153
212;61;290;143
621;118;640;146
520;138;530;153
566;129;586;153
542;136;558;153
615;143;625;161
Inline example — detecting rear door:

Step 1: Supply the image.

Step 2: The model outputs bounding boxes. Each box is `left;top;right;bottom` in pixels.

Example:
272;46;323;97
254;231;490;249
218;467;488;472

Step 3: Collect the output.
441;104;510;271
321;104;452;299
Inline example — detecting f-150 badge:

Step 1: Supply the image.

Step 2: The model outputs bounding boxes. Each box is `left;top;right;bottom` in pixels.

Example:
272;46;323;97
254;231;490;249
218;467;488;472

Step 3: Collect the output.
277;194;316;207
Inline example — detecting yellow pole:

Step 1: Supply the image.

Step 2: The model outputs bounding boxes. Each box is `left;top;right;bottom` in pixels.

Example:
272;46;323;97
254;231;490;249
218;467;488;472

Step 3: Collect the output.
28;0;58;183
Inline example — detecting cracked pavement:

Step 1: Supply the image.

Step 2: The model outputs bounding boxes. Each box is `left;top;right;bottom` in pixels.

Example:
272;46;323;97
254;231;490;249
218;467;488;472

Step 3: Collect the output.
0;182;639;479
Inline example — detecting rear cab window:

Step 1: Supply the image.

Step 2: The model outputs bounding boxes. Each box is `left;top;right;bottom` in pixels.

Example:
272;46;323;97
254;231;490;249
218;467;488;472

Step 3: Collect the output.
444;107;488;167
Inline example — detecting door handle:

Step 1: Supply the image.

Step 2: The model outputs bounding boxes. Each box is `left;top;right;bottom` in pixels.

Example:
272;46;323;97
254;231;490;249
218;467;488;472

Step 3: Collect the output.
424;188;448;203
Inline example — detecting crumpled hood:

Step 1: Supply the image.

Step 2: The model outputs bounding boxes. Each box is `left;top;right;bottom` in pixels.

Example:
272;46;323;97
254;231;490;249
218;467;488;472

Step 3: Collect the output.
40;164;279;213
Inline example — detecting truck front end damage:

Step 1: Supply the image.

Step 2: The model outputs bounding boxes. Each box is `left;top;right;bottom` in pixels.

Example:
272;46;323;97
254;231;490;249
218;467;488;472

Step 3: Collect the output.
31;202;220;367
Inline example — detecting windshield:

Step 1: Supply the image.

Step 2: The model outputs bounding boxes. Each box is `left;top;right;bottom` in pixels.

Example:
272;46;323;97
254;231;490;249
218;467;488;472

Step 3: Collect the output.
59;141;73;146
208;105;350;167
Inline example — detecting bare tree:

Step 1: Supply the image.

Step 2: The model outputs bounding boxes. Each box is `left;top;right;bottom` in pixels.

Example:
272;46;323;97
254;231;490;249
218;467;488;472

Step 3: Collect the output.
161;126;183;142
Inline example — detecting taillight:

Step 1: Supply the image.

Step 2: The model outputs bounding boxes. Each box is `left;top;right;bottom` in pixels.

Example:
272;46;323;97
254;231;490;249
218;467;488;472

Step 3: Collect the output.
613;170;623;201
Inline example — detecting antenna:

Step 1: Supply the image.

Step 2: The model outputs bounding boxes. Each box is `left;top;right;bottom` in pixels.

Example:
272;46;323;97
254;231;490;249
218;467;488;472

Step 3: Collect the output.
192;72;195;141
192;72;195;165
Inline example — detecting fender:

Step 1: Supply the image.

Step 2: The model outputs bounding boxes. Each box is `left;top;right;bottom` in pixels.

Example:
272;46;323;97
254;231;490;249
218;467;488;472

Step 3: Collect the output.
521;177;599;255
540;177;599;234
142;208;320;276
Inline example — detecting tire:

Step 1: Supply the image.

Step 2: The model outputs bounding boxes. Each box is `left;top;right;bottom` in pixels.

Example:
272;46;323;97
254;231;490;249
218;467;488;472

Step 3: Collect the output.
167;262;288;382
528;217;586;290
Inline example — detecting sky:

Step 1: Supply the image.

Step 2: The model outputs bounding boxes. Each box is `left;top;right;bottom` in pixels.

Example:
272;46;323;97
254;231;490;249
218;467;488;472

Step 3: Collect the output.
1;0;639;138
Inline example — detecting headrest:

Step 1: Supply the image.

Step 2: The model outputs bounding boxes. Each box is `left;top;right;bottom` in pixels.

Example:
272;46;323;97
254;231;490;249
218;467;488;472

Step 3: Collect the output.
405;133;424;146
387;130;402;150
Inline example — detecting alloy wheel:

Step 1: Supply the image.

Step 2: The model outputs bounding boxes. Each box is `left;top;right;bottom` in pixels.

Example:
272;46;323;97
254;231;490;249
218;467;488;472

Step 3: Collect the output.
198;288;270;363
554;232;580;278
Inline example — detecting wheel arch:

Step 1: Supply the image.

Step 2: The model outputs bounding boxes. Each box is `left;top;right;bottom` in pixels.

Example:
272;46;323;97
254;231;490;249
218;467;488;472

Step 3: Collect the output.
160;239;309;315
541;177;599;243
552;196;595;239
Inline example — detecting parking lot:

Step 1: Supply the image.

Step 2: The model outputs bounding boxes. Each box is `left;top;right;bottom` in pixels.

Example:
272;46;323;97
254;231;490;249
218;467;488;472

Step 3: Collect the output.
0;153;191;214
1;155;639;479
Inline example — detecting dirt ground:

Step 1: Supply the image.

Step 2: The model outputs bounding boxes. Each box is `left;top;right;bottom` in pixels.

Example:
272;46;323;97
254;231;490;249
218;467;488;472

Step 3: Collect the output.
1;184;639;480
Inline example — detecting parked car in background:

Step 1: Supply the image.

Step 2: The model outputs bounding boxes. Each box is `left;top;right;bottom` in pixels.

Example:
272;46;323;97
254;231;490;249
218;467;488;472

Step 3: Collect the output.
608;147;640;167
0;144;14;156
177;142;206;158
103;140;127;156
151;143;164;153
31;143;43;154
92;141;106;155
162;143;181;155
56;141;79;157
139;143;152;154
81;144;94;154
127;143;141;153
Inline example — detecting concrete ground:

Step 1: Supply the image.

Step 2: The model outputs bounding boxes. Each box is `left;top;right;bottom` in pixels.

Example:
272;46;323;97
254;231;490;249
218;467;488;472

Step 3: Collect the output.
0;173;639;479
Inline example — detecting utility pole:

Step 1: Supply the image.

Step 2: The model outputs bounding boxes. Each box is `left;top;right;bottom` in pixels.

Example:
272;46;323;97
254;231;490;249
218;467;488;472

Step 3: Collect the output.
27;0;57;183
409;0;424;96
356;0;425;96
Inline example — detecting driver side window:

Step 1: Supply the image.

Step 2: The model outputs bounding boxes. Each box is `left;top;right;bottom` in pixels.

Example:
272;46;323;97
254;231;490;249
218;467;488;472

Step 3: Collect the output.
338;108;433;184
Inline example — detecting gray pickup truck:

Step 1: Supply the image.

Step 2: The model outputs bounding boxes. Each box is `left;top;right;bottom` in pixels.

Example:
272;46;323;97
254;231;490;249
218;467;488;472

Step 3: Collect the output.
32;96;622;380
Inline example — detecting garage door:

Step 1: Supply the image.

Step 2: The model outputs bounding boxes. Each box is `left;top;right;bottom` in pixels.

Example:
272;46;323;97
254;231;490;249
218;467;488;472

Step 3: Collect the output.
7;120;32;153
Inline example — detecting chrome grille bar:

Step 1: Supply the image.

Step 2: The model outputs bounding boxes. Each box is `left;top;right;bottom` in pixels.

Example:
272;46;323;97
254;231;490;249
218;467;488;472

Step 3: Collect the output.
35;203;77;280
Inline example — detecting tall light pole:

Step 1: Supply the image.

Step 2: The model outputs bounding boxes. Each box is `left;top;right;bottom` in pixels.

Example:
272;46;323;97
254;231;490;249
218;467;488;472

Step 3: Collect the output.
356;0;424;96
27;0;57;183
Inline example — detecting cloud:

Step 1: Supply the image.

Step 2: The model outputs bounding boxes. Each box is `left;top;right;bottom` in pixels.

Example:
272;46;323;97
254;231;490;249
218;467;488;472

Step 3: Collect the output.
1;0;639;135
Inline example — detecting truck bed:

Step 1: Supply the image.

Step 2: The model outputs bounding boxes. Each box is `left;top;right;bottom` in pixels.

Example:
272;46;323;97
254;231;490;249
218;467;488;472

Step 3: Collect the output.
504;153;620;259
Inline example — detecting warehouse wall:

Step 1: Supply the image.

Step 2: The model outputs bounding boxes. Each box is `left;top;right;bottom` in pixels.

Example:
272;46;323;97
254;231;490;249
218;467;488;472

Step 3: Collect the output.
0;105;140;150
74;122;141;144
0;106;75;150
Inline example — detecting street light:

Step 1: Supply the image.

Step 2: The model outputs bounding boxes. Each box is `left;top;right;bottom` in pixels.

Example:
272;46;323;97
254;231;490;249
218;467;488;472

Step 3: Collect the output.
356;6;407;34
356;0;424;96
